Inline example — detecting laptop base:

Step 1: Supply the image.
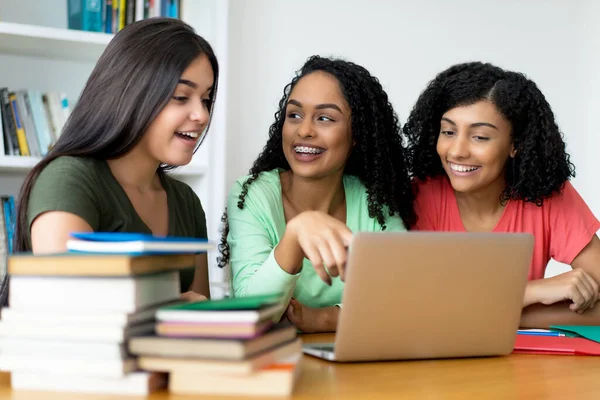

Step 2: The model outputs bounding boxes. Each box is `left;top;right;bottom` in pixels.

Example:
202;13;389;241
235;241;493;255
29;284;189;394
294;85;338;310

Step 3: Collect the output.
302;343;337;361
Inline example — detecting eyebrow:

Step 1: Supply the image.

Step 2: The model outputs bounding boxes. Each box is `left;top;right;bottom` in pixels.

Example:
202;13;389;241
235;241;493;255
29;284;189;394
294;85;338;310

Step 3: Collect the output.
178;79;197;89
287;99;343;114
441;117;498;131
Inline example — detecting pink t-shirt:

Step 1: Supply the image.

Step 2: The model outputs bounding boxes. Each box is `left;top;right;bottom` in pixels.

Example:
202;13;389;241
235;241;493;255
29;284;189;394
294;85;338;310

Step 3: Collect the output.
413;176;600;280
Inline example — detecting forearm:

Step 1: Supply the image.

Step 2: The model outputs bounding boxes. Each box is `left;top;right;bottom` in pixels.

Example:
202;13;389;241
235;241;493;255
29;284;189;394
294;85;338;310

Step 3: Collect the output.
319;306;340;332
233;250;300;300
189;268;210;298
520;301;600;328
190;254;210;298
522;281;541;308
273;231;305;274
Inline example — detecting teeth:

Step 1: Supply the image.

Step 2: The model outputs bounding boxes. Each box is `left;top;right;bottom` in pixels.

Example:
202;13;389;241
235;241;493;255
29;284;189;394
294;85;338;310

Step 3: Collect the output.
294;146;324;154
450;163;479;172
176;131;200;139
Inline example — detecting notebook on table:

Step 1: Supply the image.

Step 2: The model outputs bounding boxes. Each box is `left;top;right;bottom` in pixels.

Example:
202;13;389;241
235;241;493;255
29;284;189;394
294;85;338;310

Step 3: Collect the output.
513;335;600;355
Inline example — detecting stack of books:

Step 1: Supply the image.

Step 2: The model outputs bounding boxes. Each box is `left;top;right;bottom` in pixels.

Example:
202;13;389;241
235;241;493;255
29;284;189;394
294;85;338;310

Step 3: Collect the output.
129;293;303;397
0;232;213;395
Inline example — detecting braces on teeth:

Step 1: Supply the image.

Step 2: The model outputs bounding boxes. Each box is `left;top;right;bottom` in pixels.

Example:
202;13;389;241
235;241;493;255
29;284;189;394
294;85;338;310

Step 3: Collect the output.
295;146;323;154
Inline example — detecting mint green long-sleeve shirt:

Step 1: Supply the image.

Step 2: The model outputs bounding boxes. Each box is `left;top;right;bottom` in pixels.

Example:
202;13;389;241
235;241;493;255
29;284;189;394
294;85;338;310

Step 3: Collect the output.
227;169;406;309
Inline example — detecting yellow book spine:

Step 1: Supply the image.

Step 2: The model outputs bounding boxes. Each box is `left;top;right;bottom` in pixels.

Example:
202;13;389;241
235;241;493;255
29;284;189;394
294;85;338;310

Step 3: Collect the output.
8;93;30;156
119;0;127;31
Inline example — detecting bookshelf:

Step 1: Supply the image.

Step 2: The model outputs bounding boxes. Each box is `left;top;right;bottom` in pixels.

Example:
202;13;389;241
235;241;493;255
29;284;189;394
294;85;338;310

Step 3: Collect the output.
0;21;113;61
0;156;41;172
0;0;230;294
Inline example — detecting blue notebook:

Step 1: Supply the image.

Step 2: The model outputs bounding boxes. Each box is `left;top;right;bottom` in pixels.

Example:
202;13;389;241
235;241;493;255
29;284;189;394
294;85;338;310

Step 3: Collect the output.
71;232;209;243
67;232;213;255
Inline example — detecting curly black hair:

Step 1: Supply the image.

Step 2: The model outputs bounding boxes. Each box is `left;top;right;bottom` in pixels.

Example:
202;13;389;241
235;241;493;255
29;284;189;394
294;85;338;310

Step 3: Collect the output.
404;61;575;207
217;55;416;268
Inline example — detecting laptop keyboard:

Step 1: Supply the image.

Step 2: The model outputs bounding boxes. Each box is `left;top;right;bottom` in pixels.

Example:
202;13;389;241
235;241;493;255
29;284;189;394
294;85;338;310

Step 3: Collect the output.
311;344;335;351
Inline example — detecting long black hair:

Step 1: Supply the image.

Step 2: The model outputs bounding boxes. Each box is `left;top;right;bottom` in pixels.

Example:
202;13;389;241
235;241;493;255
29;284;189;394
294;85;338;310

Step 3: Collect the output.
404;61;575;206
217;55;416;268
14;17;219;252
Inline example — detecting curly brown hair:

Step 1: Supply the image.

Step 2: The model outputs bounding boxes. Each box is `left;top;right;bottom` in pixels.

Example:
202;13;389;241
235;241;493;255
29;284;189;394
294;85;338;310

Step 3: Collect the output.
404;61;575;207
217;55;416;268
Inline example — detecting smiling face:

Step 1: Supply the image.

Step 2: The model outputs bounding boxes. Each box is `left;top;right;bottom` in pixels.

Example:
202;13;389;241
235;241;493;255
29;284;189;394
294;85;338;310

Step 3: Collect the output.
436;100;516;195
139;54;215;166
281;71;353;180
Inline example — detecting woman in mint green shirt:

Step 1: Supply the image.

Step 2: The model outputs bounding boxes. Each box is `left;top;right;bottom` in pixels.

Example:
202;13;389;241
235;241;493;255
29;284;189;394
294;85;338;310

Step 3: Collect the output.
220;56;416;332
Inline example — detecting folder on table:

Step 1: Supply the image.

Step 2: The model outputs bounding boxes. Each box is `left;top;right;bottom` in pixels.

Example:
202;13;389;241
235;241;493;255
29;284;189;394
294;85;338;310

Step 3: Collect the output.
550;325;600;344
513;334;600;356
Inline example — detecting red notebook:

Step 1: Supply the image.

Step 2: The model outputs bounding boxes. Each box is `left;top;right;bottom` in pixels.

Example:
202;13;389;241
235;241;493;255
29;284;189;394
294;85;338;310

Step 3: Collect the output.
513;335;600;355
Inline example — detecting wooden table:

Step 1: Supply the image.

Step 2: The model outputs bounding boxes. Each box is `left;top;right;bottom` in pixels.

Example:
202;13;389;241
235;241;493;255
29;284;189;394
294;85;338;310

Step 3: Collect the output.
1;333;600;399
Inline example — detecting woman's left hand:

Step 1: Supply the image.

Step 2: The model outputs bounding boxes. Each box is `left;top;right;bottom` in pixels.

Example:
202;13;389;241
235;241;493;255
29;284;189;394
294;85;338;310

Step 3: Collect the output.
180;291;208;302
285;298;339;333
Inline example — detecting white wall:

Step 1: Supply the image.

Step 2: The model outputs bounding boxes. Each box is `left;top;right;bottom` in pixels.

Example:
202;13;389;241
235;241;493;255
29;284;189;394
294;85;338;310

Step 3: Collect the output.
576;1;600;216
224;0;598;277
181;0;230;291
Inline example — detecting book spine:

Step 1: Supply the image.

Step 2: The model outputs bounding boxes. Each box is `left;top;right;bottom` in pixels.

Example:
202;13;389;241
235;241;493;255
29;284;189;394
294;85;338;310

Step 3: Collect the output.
3;197;14;255
67;0;83;30
41;94;58;143
16;91;41;157
135;0;144;21
112;0;119;33
105;0;113;33
119;0;127;31
153;0;161;18
0;89;21;156
172;0;180;18
83;0;104;32
0;99;5;156
28;91;53;155
126;0;136;25
8;93;30;156
0;199;7;282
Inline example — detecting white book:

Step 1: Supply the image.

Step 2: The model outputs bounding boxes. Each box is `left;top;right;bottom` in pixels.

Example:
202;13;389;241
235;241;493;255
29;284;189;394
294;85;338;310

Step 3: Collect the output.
135;0;145;21
9;271;179;312
156;303;284;324
1;301;166;326
0;337;126;360
0;320;154;342
0;354;137;378
66;239;214;254
11;371;166;395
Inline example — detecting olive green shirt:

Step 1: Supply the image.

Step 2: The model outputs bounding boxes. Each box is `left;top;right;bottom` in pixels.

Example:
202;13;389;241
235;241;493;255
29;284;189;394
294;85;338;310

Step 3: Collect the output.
28;156;207;292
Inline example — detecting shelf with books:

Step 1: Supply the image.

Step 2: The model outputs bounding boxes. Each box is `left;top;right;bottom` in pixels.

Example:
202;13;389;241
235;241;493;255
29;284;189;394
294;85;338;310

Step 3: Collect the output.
0;156;42;172
0;21;113;62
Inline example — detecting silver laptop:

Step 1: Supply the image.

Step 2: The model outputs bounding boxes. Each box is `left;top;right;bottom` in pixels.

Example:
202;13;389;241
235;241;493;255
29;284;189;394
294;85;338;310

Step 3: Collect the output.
303;232;533;362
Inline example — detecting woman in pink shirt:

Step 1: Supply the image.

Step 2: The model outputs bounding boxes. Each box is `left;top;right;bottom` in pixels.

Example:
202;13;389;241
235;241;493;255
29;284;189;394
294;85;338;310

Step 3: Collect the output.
404;61;600;328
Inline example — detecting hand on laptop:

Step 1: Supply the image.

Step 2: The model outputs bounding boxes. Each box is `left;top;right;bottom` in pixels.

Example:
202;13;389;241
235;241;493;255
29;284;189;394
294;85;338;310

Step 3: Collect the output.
275;211;352;285
525;269;599;313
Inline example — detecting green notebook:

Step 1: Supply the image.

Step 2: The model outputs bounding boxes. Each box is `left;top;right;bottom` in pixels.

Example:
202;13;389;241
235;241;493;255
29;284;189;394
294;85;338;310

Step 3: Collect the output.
550;325;600;343
160;293;284;312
